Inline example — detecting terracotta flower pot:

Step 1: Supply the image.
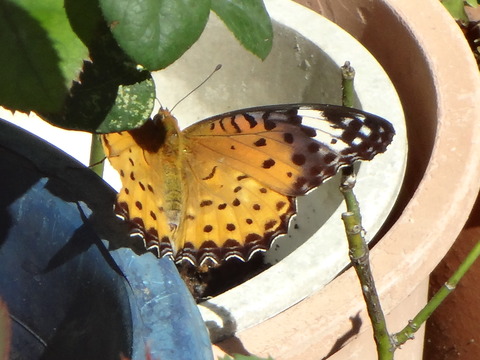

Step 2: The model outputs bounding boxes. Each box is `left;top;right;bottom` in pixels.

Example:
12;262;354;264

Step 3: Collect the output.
213;0;480;359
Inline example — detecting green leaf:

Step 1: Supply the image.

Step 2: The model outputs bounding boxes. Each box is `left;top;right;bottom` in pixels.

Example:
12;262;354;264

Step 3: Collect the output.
441;0;469;21
41;16;153;132
211;0;273;60
96;78;155;133
465;0;478;7
0;300;11;360
0;0;88;113
64;0;105;47
43;59;154;132
99;0;211;70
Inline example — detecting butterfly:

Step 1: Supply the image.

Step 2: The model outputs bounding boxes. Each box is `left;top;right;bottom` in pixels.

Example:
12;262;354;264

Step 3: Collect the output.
101;104;395;268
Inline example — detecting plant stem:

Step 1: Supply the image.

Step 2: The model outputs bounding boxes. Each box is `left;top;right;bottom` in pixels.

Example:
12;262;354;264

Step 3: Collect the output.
340;181;394;359
89;134;105;177
393;238;480;346
341;61;355;108
340;61;394;359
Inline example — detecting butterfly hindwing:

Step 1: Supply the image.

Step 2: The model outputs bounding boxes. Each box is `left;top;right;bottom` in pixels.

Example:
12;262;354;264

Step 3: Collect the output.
176;162;295;265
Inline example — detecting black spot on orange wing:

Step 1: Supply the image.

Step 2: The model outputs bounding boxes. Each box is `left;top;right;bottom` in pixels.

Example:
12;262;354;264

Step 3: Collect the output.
292;153;306;166
230;117;242;133
265;220;277;230
226;224;236;231
276;201;286;211
284;109;301;124
254;138;267;147
246;233;262;243
301;126;316;137
204;225;213;233
264;120;276;130
132;217;145;229
243;113;258;128
200;200;213;207
284;133;294;144
150;211;157;220
218;203;227;210
202;166;217;180
199;240;218;249
261;111;272;121
223;239;242;248
262;159;276;169
219;118;227;132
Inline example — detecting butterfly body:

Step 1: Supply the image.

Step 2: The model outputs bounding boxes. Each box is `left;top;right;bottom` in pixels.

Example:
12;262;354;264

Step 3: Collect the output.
102;104;394;267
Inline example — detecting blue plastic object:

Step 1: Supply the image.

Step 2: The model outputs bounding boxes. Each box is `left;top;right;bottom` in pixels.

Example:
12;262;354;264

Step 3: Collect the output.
0;119;213;360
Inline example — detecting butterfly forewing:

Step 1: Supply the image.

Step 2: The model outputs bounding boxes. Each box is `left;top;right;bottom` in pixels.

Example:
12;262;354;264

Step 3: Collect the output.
102;104;394;267
185;104;395;196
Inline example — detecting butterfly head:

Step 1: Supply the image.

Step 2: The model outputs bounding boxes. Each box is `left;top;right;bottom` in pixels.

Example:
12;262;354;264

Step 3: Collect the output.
153;108;182;135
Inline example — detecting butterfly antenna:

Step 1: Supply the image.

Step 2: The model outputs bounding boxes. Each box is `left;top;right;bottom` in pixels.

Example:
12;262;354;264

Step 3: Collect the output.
170;64;222;112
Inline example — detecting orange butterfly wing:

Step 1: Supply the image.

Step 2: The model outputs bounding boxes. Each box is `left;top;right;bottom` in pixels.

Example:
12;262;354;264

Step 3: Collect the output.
102;105;394;267
177;160;295;265
102;118;185;259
